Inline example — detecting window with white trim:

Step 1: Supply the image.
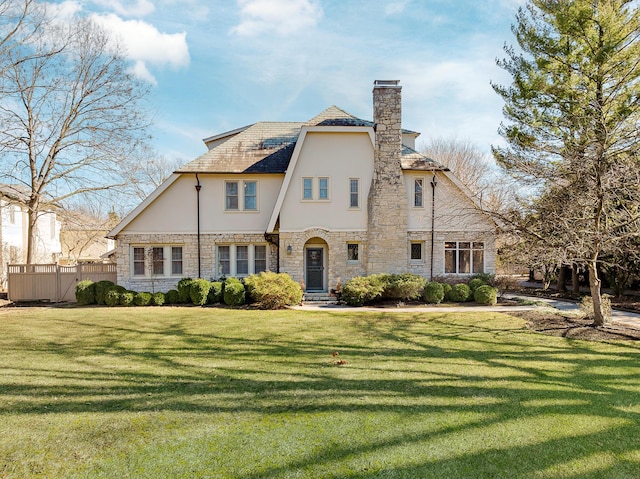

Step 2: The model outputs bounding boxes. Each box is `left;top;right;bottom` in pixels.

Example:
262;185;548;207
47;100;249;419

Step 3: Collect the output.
319;177;329;200
226;180;258;211
303;178;313;200
301;177;331;201
216;244;269;278
131;245;184;278
445;241;485;274
347;243;359;262
414;178;424;207
8;204;16;224
349;178;359;208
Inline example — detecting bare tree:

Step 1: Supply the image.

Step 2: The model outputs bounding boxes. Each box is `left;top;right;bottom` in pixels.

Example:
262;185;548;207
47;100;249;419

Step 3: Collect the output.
0;9;151;263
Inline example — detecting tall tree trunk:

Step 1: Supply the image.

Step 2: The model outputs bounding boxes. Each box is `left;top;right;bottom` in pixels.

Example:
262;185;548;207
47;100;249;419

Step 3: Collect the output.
557;265;567;292
588;260;604;326
572;265;580;295
26;207;37;264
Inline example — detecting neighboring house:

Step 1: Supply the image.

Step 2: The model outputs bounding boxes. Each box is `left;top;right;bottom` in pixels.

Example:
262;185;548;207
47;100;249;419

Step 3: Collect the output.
59;212;118;265
0;184;61;287
108;80;496;293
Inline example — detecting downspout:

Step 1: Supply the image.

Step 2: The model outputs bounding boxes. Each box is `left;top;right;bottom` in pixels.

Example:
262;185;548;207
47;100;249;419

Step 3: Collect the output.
430;172;438;281
195;174;202;279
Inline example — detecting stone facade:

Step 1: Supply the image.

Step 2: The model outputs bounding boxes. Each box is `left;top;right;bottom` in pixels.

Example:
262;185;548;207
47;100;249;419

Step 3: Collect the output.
366;80;409;274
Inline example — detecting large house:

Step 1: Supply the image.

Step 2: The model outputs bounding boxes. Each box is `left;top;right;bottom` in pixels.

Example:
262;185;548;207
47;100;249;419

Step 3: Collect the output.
108;81;496;293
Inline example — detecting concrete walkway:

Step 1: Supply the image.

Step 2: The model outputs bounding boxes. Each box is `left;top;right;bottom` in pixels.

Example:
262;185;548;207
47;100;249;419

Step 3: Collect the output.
293;294;640;331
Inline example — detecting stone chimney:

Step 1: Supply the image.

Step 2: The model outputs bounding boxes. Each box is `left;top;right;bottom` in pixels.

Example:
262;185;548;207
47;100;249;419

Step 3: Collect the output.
366;80;409;274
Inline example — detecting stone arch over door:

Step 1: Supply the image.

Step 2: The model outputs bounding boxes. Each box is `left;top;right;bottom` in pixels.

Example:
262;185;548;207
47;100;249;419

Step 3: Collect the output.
304;237;328;292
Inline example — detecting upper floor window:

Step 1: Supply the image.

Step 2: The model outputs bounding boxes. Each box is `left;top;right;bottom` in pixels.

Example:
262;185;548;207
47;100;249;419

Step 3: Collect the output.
349;178;359;208
8;205;16;224
414;178;424;208
303;178;313;200
445;241;484;274
319;177;329;200
226;180;258;211
301;177;330;201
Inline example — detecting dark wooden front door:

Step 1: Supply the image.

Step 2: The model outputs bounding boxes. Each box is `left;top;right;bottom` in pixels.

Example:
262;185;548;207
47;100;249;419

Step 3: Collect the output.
306;248;324;291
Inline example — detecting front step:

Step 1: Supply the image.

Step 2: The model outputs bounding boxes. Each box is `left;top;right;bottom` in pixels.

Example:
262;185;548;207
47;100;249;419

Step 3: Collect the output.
303;292;335;305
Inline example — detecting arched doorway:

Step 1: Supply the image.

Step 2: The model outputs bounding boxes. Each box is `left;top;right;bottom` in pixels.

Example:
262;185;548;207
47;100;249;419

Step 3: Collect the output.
304;237;328;292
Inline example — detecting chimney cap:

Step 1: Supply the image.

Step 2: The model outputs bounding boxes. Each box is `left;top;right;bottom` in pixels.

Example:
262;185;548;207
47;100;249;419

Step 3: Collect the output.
374;80;400;88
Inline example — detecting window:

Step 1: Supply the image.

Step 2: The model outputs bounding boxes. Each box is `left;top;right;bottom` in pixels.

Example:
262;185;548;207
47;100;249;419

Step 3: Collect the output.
244;181;257;210
445;242;485;274
347;243;359;262
133;247;145;276
218;245;231;276
226;182;239;210
319;177;329;200
350;178;359;208
216;244;269;278
414;178;424;207
152;247;164;275
254;245;267;273
410;242;423;261
171;247;183;275
303;178;313;200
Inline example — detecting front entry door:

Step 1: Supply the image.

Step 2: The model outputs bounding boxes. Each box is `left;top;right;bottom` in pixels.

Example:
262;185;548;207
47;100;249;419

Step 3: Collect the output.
306;248;324;291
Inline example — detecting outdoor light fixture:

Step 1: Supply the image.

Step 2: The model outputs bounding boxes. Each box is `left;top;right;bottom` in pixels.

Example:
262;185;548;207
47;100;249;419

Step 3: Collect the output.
287;245;292;255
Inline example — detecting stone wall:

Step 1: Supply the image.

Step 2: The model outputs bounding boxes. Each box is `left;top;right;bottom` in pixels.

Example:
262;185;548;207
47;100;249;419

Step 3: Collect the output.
366;81;409;274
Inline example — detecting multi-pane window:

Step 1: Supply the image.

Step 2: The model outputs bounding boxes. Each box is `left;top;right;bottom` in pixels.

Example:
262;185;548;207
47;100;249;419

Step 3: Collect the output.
226;180;258;211
347;243;359;262
8;205;16;224
218;245;231;276
414;178;424;207
254;245;267;273
152;247;164;275
133;247;145;276
244;181;257;210
303;178;313;200
319;177;329;200
171;247;183;275
410;242;423;261
350;178;359;208
226;182;239;210
216;244;269;278
445;242;485;274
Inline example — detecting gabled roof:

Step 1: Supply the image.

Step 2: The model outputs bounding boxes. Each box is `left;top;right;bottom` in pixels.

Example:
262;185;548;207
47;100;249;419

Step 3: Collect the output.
176;106;433;175
0;183;31;203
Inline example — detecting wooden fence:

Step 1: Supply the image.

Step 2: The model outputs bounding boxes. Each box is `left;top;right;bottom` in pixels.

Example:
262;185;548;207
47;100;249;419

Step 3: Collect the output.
7;263;117;302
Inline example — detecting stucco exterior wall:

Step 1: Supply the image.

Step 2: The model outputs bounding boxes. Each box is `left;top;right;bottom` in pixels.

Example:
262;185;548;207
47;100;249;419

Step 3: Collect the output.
123;174;283;234
278;131;373;231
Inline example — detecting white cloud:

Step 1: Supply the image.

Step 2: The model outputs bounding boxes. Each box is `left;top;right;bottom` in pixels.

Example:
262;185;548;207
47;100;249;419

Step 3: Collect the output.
130;60;158;86
232;0;322;36
44;1;83;22
91;0;156;17
91;13;190;83
385;1;409;16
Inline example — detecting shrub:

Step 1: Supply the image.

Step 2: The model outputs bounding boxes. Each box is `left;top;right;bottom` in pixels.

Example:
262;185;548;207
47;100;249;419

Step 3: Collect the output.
383;273;427;301
177;278;194;303
342;275;385;306
580;294;612;321
190;279;211;306
423;282;445;304
119;291;135;306
134;292;153;306
105;289;120;307
442;283;452;301
474;285;498;305
207;282;223;304
244;272;303;309
447;283;472;302
75;280;96;305
94;280;115;305
468;278;486;294
223;278;245;306
152;292;165;306
165;289;180;304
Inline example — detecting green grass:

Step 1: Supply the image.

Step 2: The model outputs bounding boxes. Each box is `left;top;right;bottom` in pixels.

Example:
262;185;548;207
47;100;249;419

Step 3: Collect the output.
1;306;640;478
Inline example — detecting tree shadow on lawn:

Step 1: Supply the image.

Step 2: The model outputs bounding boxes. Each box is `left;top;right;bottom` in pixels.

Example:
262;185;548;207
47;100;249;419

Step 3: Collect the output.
2;311;640;477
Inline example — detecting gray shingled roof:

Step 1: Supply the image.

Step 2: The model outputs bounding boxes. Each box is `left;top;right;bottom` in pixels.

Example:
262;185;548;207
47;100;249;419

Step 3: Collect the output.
176;106;441;174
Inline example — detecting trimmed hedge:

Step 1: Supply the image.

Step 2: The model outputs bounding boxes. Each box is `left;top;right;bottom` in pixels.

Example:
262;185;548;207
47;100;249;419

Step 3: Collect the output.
244;272;303;309
474;285;498;305
382;273;427;301
177;278;194;303
447;283;472;302
190;279;211;306
423;282;445;304
207;282;223;304
134;292;152;306
468;278;486;294
342;274;385;306
165;289;180;305
119;291;135;306
75;280;96;305
95;280;115;305
152;292;165;306
105;289;120;307
223;278;245;306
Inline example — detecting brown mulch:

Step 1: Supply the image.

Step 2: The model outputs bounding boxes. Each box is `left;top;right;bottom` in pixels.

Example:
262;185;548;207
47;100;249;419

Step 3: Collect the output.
511;310;640;341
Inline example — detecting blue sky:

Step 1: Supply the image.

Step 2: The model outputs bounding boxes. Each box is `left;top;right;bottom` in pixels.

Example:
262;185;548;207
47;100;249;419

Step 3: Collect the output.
53;0;524;164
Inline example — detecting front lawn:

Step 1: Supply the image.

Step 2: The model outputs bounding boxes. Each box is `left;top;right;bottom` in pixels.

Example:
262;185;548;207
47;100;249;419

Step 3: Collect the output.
1;306;639;478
